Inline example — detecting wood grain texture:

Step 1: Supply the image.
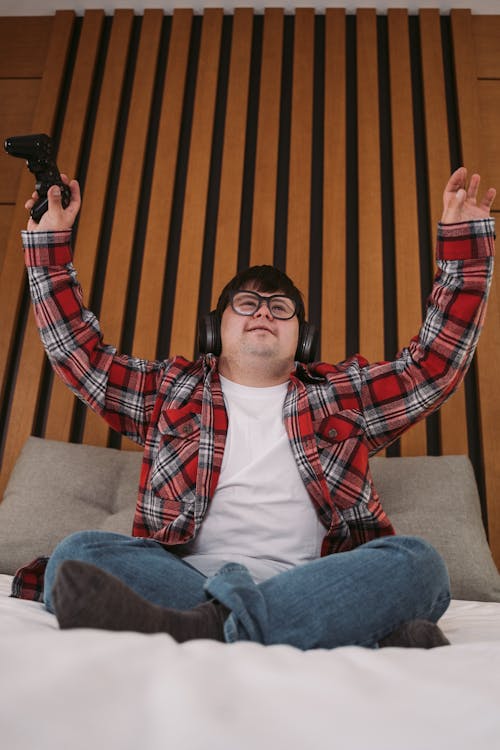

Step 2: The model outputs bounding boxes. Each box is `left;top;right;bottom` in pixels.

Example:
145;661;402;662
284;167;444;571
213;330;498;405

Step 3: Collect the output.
0;80;41;205
419;8;469;456
3;10;105;472
452;9;500;568
0;11;74;407
0;206;13;273
249;8;284;267
0;11;75;497
477;80;500;208
356;9;384;364
286;8;314;310
83;9;164;448
211;8;254;308
45;10;135;444
0;11;74;429
168;9;224;358
133;9;193;358
473;15;500;78
0;16;52;77
321;8;346;364
388;8;426;456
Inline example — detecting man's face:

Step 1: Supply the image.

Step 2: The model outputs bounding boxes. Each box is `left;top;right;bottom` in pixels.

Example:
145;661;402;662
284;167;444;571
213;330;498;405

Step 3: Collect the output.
220;286;300;364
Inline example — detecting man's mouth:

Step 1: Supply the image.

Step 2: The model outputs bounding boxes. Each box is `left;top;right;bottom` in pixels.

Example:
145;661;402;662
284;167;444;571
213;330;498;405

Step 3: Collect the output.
247;325;274;334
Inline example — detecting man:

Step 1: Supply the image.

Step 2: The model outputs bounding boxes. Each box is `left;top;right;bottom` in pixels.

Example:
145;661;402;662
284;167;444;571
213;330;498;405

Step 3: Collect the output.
19;167;495;649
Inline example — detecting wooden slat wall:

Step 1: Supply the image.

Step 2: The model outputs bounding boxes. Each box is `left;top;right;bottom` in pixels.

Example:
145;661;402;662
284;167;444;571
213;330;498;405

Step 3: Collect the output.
0;8;499;565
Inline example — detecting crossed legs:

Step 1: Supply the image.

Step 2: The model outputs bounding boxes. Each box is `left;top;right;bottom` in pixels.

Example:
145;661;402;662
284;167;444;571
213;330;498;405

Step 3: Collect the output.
45;531;451;649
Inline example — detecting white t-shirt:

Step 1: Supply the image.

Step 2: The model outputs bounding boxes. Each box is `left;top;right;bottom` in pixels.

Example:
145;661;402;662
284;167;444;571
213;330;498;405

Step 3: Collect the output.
181;375;325;582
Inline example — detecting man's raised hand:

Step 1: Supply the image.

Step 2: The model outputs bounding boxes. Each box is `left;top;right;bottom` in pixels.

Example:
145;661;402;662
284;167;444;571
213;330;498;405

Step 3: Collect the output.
441;167;496;225
25;174;81;232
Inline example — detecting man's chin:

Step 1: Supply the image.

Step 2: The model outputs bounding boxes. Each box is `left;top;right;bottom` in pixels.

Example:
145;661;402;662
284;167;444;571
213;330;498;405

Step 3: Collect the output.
243;345;276;358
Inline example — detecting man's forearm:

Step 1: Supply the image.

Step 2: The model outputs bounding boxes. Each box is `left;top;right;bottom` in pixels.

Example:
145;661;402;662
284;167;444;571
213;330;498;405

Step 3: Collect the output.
22;229;165;445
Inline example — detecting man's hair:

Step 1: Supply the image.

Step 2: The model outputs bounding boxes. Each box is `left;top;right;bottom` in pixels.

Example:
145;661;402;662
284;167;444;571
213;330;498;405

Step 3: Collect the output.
215;265;306;323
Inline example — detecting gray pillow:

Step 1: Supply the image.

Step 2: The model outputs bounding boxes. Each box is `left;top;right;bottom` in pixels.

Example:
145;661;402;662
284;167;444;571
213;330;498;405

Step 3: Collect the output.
0;437;141;575
370;454;500;602
0;437;499;601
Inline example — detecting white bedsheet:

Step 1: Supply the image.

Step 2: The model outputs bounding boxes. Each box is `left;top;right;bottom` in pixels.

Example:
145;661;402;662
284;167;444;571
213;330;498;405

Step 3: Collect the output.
1;573;499;750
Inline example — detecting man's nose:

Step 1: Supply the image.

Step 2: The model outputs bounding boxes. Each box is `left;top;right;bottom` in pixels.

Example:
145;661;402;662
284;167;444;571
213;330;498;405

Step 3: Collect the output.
253;300;273;319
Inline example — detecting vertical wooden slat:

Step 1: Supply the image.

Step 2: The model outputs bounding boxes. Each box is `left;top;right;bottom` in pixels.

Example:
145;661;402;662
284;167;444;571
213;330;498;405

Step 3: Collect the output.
419;8;469;457
168;9;224;357
388;8;427;456
357;9;384;363
133;9;193;358
0;12;100;497
249;8;284;267
210;8;254;308
322;8;346;364
83;9;164;448
44;10;135;443
452;9;500;567
0;207;13;273
57;10;105;168
3;9;104;460
286;8;314;310
0;79;42;207
0;11;74;412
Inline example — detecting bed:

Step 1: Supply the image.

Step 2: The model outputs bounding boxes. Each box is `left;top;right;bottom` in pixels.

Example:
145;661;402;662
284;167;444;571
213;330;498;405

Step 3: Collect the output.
1;437;500;749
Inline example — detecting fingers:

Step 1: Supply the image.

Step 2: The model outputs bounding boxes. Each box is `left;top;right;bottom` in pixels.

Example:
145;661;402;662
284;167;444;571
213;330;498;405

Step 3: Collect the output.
444;166;467;194
466;173;480;203
445;167;495;209
68;178;81;208
47;183;65;213
25;177;81;231
480;186;496;211
24;190;37;211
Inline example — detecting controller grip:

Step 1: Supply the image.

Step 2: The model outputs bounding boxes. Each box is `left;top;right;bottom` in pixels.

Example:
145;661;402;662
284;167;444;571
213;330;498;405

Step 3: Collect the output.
30;184;71;223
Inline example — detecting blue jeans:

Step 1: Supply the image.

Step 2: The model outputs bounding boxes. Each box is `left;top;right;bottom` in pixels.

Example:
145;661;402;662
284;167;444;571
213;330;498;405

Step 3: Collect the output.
44;531;450;649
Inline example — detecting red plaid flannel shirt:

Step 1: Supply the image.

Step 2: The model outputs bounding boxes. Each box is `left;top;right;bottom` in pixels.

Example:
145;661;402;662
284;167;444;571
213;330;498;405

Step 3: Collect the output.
12;219;495;601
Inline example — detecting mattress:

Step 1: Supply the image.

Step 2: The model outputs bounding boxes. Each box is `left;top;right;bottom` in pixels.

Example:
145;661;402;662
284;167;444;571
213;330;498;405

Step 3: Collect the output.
1;573;499;750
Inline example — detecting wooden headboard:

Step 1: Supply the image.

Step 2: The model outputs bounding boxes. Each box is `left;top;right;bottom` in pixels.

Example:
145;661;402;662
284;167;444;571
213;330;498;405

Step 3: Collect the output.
0;8;499;565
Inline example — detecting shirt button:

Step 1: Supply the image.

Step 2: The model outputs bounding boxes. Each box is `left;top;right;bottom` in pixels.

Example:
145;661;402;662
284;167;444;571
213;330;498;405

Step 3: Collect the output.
328;428;337;438
182;424;193;435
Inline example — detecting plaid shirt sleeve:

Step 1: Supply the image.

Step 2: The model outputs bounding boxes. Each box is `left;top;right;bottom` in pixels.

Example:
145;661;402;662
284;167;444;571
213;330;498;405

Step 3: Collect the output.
359;219;495;453
22;230;170;446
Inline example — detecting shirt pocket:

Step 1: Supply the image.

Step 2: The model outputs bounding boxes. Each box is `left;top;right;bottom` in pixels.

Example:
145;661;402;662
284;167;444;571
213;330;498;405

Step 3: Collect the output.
150;405;202;500
314;410;365;450
314;410;368;509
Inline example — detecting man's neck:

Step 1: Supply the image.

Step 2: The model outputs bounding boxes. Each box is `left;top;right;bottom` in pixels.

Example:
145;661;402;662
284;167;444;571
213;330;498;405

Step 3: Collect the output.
218;355;293;387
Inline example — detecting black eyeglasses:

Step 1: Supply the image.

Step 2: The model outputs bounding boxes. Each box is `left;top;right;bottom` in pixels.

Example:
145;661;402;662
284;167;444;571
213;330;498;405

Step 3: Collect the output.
229;290;297;320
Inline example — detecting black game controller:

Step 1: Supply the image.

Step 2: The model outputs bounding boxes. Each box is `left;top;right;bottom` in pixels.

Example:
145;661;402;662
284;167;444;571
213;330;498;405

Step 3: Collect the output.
4;133;71;223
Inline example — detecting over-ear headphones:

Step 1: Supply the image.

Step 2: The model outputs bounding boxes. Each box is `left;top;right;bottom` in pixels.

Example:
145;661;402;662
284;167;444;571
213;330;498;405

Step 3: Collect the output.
198;312;319;363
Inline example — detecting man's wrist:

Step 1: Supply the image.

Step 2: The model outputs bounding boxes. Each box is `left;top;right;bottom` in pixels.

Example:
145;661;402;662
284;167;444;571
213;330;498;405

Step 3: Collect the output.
437;217;495;261
22;229;73;267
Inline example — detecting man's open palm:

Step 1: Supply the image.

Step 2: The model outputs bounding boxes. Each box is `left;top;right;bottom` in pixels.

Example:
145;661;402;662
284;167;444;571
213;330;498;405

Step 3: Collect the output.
441;167;496;224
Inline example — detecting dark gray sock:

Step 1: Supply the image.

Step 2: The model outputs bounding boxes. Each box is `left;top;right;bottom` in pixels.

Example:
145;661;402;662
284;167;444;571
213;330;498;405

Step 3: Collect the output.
52;560;229;642
378;619;450;649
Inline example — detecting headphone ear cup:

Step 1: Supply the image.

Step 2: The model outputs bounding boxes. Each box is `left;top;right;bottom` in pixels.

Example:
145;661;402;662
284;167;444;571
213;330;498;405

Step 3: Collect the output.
198;311;221;356
295;322;319;364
